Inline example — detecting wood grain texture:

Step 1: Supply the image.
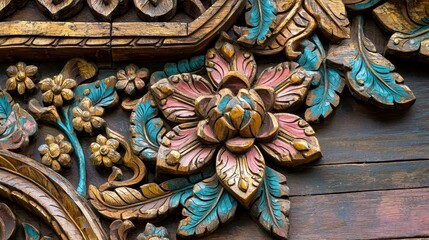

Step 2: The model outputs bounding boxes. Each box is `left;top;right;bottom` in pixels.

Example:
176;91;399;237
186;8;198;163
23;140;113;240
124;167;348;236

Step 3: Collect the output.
289;188;429;239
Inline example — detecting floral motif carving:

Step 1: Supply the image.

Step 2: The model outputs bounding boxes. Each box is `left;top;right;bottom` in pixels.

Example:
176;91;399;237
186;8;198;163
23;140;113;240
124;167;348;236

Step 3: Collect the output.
38;134;73;172
5;62;38;95
90;134;121;168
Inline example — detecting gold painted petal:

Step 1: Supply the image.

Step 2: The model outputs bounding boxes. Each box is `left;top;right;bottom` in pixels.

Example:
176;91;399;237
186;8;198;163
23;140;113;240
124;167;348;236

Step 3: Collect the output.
62;78;77;89
83;121;93;133
116;79;128;90
97;134;108;145
90;152;103;166
17;82;25;95
39;78;52;91
196;120;219;144
72;107;83;118
91;106;104;116
58;154;72;168
72;118;84;131
213;116;237;142
225;137;255;154
254;62;313;112
41;154;53;166
16;62;26;72
134;77;146;91
90;142;101;153
136;68;149;80
195;94;217;118
108;150;121;163
6;65;17;77
252;86;275;112
216;146;265;207
38;144;49;155
125;64;138;75
239;111;262;138
24;78;35;90
256;112;279;143
5;78;16;91
81;97;92;110
61;89;74;101
55;134;65;143
60;141;73;154
91;117;106;130
258;113;321;167
157;122;217;175
125;82;136;96
54;74;63;85
220;71;251;94
43;91;54;104
117;70;128;82
45;134;55;144
103;156;113;168
53;94;63;107
25;65;38;77
51;160;61;172
107;139;119;149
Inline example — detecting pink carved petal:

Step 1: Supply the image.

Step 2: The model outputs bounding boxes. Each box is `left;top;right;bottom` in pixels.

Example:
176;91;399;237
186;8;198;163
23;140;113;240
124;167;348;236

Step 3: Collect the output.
254;62;312;111
157;122;217;175
258;113;321;167
150;73;215;123
216;146;265;207
206;39;257;89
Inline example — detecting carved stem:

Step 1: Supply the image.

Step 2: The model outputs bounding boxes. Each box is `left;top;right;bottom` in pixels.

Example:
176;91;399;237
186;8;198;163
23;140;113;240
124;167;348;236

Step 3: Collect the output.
58;107;87;197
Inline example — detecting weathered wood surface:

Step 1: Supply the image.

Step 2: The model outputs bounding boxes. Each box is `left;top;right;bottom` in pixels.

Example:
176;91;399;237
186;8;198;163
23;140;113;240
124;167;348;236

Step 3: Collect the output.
2;18;429;240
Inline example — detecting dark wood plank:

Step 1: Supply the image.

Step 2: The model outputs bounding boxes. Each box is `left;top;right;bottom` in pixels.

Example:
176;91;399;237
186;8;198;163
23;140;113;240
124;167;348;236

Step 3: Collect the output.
289;188;429;239
285;160;429;196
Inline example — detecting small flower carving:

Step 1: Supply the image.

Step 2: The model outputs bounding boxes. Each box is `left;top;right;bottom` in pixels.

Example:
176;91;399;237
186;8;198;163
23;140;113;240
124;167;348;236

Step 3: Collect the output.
136;223;170;240
72;97;106;134
39;74;76;107
90;134;121;168
5;62;38;95
150;36;321;206
116;64;149;97
38;134;73;172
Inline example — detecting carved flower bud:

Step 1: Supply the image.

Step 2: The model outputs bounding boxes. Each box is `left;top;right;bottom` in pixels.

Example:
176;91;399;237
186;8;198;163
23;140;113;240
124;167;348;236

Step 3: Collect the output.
5;62;38;95
116;64;149;98
90;134;121;168
72;97;106;134
38;134;73;172
39;74;76;107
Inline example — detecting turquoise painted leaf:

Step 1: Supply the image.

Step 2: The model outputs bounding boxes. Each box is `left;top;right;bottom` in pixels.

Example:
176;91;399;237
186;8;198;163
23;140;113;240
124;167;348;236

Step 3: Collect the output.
0;91;37;150
22;223;40;240
298;35;345;123
178;174;237;238
327;16;415;109
130;93;168;161
250;166;290;239
237;0;277;45
74;76;118;108
344;0;383;11
89;169;213;220
151;55;205;83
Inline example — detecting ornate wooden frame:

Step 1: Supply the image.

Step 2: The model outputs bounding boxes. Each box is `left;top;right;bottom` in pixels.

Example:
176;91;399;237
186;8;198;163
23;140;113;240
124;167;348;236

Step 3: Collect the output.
0;0;427;239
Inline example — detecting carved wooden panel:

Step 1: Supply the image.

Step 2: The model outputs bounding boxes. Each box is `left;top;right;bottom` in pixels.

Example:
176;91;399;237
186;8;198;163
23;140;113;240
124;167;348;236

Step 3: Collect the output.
0;0;428;239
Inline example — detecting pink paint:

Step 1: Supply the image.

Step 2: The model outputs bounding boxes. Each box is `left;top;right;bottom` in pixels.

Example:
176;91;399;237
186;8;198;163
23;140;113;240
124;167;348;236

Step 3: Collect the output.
236;53;256;85
208;53;230;88
255;63;290;88
275;113;307;138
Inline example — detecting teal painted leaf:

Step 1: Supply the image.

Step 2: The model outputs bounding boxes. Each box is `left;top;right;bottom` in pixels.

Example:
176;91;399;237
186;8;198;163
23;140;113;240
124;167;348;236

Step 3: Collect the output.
22;223;40;240
130;93;168;161
327;16;416;109
151;55;205;83
343;0;384;11
178;174;237;238
0;91;37;150
250;167;290;239
74;76;118;108
298;35;345;123
89;169;213;220
237;0;277;45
